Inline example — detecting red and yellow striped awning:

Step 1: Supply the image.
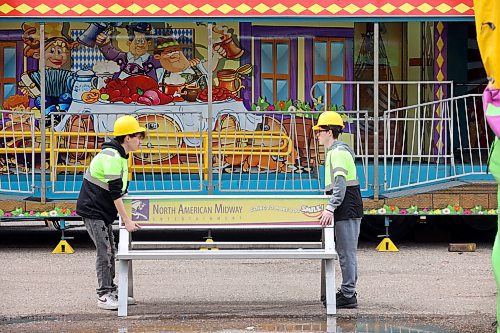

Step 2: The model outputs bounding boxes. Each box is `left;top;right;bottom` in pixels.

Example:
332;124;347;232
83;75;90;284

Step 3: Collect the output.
0;0;474;18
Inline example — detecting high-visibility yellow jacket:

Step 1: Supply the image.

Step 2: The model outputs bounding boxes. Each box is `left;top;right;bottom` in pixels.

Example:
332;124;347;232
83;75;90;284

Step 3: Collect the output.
324;141;363;221
76;139;129;224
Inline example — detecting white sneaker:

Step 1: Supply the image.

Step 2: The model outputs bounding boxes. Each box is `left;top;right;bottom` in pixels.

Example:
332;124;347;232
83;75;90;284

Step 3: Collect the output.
97;293;118;310
110;290;137;305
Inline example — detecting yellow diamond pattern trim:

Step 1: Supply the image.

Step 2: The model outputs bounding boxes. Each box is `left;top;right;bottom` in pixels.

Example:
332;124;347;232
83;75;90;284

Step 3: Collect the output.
380;3;396;13
5;2;475;16
254;3;270;13
436;21;444;32
144;4;160;13
235;4;251;13
199;4;215;13
436;3;451;13
362;3;377;13
417;3;433;13
399;3;415;13
127;4;142;13
436;37;444;50
454;3;470;13
308;4;324;14
344;4;359;13
108;4;124;13
272;3;288;13
54;4;70;13
90;4;106;13
290;4;306;13
16;3;32;14
436;54;444;68
436;70;444;82
72;4;88;14
0;4;14;13
326;4;342;13
182;4;197;13
163;4;179;13
218;4;233;14
35;4;51;13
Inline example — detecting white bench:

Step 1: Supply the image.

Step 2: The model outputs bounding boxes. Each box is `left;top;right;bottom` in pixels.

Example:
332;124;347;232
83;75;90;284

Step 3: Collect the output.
116;195;338;316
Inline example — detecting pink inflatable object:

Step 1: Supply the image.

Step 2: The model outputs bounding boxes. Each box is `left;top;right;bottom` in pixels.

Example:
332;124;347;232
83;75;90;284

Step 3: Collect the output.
484;86;500;137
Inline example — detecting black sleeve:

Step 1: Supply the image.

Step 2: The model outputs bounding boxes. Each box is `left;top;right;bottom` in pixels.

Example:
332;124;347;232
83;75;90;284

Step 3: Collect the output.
108;178;124;200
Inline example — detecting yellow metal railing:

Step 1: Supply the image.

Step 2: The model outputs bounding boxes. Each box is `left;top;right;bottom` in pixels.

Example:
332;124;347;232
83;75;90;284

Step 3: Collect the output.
0;129;293;181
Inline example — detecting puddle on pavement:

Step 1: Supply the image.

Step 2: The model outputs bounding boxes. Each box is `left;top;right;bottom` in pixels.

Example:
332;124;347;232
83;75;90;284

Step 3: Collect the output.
115;317;450;333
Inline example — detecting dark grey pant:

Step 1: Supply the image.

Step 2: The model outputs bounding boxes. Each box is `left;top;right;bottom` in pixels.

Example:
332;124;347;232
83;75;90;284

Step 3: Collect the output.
335;218;361;298
84;218;117;297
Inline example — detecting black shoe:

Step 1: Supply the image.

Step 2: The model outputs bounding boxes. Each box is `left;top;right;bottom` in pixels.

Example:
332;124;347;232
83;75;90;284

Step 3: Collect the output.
337;292;358;309
321;290;341;302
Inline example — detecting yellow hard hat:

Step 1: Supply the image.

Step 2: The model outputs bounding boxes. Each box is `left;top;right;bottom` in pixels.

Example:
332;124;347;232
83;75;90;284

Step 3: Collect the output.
312;111;344;130
113;115;146;137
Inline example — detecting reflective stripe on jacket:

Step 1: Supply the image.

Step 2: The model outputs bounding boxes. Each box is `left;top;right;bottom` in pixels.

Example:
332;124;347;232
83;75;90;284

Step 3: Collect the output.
324;141;363;221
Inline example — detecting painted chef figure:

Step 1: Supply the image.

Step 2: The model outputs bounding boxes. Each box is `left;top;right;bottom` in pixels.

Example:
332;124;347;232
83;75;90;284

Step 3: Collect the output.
96;23;156;80
153;36;226;93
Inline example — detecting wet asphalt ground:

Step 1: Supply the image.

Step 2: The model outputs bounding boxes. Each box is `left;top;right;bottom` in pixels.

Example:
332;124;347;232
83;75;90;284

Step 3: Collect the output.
0;223;497;333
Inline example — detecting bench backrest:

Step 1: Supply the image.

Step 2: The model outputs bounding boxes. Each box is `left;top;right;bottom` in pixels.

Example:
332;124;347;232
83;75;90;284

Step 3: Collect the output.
121;195;327;229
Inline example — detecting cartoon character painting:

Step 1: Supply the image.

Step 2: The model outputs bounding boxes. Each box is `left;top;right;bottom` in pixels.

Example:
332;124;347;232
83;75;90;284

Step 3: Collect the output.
20;22;78;127
0;95;37;173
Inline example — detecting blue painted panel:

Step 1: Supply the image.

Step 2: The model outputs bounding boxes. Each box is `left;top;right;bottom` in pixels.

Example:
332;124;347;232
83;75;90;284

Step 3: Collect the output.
330;42;344;76
314;41;327;75
276;43;289;74
262;78;274;103
276;79;288;101
261;43;273;74
3;47;15;78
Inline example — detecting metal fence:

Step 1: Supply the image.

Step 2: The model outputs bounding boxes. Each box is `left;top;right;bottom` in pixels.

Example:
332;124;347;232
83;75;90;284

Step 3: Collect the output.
0;82;493;199
48;111;205;194
0;110;36;194
384;93;492;191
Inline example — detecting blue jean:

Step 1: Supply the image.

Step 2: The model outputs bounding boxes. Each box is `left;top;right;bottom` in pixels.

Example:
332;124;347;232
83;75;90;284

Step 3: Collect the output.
84;218;117;297
335;218;361;298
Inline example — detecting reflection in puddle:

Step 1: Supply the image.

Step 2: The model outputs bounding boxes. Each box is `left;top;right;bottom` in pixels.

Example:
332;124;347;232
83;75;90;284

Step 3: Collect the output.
116;317;450;333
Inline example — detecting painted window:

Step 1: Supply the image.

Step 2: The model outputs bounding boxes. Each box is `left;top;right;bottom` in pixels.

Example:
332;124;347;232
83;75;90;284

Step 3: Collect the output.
260;39;291;103
0;42;17;105
312;37;347;108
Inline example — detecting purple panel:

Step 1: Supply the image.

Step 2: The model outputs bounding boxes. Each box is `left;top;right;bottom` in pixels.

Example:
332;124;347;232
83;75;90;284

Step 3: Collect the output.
290;38;297;101
239;22;252;110
433;22;448;157
254;39;261;103
252;26;354;38
27;58;38;71
304;38;313;104
0;30;23;41
16;41;23;95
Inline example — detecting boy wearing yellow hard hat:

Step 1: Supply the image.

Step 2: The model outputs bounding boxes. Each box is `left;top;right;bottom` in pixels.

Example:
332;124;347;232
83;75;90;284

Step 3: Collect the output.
76;115;145;310
314;111;363;309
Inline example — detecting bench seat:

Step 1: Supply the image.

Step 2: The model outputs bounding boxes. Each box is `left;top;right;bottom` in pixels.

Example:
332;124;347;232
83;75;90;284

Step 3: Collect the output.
117;248;337;260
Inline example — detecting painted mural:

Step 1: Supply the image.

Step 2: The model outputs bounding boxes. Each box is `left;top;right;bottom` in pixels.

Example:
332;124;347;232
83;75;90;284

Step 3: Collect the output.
0;21;343;176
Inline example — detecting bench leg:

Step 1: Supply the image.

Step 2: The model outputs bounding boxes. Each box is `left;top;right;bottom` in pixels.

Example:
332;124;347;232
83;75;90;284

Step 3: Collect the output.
320;259;325;302
118;259;129;317
324;258;336;315
128;260;134;298
326;315;337;332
